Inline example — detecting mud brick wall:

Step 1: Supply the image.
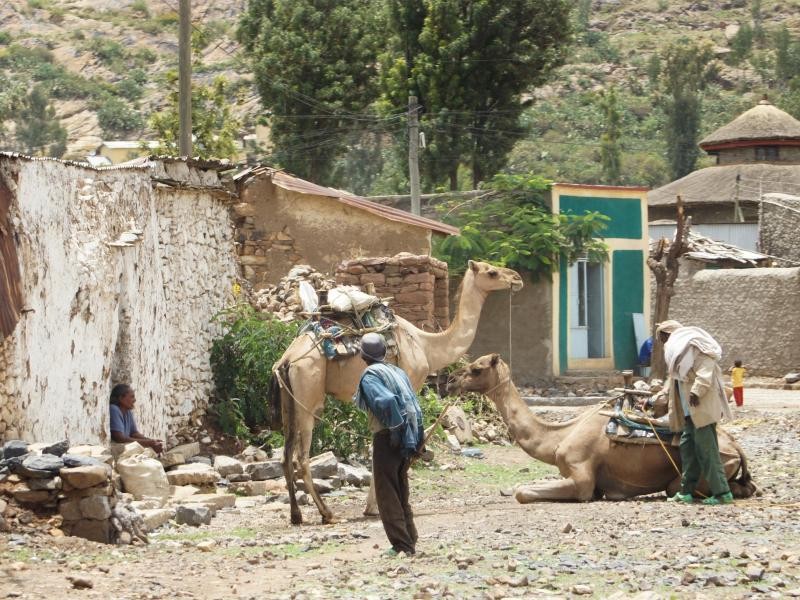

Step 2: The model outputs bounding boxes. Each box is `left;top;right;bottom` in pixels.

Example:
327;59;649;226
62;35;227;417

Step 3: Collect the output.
665;264;800;376
335;253;449;331
760;194;800;265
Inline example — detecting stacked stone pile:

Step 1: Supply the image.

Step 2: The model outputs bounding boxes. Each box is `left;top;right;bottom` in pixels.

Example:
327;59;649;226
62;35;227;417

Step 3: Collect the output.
335;253;449;331
252;265;337;321
0;440;117;543
1;437;373;541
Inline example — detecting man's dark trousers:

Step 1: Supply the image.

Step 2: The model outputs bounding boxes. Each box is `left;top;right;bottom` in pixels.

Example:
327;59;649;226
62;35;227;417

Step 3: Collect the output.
679;416;731;497
372;429;417;554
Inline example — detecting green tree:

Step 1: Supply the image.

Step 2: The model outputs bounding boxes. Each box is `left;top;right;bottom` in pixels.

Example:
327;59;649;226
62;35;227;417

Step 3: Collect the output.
383;0;572;190
149;71;241;160
751;0;764;46
774;25;800;84
599;87;621;184
14;85;67;157
97;97;143;137
728;23;753;66
433;173;609;277
659;39;715;180
238;0;383;184
576;0;592;34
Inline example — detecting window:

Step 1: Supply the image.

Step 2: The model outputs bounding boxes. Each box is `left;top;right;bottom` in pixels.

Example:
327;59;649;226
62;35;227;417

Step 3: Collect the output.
755;146;779;161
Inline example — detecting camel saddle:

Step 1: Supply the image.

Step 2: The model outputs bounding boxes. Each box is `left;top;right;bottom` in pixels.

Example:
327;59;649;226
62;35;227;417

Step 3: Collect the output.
600;408;677;446
300;299;399;362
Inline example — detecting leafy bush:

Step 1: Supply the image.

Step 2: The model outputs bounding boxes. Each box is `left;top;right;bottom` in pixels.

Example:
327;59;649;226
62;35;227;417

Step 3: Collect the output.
311;397;370;460
97;97;143;135
89;37;126;65
0;32;11;46
131;0;150;17
209;304;299;440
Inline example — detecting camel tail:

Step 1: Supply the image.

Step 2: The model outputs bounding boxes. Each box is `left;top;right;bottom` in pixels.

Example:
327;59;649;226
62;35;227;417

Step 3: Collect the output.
268;363;285;432
730;437;757;499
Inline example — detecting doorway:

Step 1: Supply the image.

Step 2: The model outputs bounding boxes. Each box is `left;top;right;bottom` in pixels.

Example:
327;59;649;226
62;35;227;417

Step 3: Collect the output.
568;259;605;359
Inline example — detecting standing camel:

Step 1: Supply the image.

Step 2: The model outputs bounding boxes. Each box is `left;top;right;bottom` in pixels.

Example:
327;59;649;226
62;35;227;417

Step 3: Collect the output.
273;261;523;524
447;354;755;502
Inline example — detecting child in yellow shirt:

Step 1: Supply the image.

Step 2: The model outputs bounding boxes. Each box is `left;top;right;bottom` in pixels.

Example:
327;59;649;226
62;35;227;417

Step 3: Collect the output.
729;360;746;407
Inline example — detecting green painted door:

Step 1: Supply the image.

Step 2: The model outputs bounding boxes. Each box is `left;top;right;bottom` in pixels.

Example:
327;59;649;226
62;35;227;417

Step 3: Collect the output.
612;250;644;370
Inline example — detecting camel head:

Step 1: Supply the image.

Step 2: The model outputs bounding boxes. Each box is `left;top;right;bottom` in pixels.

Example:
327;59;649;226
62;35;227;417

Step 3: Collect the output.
447;353;509;395
467;260;523;293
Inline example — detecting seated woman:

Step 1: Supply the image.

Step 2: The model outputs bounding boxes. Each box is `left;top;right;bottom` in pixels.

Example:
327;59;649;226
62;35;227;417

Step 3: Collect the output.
109;383;164;454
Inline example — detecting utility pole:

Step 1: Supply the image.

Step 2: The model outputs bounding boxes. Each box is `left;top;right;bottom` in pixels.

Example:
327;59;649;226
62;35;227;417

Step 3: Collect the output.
408;95;421;216
178;0;192;157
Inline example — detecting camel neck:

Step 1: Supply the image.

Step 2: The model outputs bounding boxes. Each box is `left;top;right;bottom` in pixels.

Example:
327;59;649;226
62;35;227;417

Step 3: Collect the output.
489;374;568;465
415;270;488;370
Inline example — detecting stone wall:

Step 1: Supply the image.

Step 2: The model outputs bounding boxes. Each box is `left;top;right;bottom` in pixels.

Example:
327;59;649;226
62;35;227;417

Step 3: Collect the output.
667;263;800;376
234;173;432;288
453;272;553;384
649;202;759;224
717;146;800;165
0;157;239;443
335;254;449;331
760;193;800;265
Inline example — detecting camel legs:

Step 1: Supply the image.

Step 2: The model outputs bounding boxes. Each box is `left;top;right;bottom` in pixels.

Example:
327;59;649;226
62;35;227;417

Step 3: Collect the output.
514;468;596;503
296;419;336;524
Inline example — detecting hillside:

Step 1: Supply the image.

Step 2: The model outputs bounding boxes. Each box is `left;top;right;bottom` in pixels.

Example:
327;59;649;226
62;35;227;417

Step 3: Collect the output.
1;0;800;190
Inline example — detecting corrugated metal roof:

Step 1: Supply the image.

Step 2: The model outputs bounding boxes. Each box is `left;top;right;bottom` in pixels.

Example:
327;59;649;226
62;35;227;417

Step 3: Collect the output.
0;178;23;339
0;152;235;173
235;166;459;236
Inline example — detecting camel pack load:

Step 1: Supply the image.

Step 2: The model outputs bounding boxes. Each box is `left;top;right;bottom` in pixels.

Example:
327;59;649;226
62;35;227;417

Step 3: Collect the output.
295;282;400;362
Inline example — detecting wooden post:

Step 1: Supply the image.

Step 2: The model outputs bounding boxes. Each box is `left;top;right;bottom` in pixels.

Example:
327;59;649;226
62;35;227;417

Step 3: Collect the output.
178;0;192;157
647;195;691;379
408;96;421;216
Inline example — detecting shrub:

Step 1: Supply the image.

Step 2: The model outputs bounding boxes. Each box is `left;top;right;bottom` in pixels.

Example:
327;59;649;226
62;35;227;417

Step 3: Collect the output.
97;97;143;135
89;37;126;64
311;397;371;460
0;32;11;46
131;0;150;17
209;304;299;440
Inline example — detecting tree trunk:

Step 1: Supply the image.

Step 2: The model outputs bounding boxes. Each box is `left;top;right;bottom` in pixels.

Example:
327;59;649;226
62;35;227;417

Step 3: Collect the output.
647;196;690;379
449;165;458;191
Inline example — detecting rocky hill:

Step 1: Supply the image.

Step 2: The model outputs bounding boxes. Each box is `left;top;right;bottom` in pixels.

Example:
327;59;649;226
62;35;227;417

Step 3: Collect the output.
1;0;800;187
0;0;257;158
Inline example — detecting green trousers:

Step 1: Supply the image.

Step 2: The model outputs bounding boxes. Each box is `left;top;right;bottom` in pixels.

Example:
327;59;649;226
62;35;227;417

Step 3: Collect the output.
679;417;731;497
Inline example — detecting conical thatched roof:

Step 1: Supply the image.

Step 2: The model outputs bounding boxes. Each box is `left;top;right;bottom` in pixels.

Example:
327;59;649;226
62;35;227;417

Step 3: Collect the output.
648;163;800;207
699;98;800;148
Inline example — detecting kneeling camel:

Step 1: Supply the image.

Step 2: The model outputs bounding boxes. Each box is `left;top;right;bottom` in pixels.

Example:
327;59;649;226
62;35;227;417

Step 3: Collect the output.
448;354;756;502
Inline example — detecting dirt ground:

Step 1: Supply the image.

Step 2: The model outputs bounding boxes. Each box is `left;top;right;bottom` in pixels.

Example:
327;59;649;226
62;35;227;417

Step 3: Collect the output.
2;388;799;599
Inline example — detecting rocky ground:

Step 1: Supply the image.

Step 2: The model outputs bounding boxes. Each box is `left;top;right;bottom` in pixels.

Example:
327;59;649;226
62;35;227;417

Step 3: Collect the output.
1;388;799;600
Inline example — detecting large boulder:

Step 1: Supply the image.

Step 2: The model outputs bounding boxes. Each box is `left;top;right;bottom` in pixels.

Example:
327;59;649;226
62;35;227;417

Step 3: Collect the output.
168;442;200;460
2;440;29;459
309;452;338;479
42;440;69;457
60;465;111;490
338;463;371;487
442;405;473;444
213;455;243;477
174;504;212;526
17;454;64;478
62;453;104;468
245;461;283;481
165;464;218;486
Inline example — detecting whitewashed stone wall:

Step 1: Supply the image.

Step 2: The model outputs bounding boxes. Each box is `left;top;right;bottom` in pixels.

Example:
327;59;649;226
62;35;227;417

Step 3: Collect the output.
667;264;800;376
0;157;238;443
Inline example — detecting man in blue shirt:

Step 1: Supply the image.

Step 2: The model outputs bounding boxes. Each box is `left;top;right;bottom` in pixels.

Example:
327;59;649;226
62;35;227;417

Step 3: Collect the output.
354;333;424;556
109;384;163;454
